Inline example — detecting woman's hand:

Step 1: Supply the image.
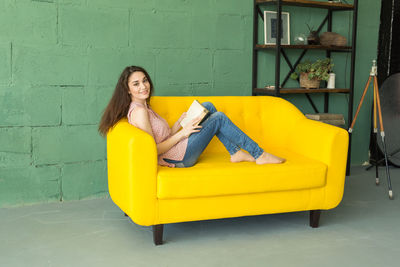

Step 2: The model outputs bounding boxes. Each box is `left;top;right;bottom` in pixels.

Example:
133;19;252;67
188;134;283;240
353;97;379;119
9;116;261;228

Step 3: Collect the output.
177;112;187;124
179;116;203;139
157;115;202;155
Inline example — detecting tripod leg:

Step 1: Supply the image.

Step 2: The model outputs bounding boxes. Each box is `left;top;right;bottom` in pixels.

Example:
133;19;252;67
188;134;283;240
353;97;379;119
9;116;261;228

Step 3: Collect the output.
348;76;373;176
374;76;394;199
374;132;380;185
348;76;372;132
381;136;394;199
373;79;379;185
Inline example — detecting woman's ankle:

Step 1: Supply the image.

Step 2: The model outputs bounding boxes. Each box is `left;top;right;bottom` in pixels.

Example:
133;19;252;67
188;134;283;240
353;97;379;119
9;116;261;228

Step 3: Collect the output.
255;152;285;164
231;150;255;163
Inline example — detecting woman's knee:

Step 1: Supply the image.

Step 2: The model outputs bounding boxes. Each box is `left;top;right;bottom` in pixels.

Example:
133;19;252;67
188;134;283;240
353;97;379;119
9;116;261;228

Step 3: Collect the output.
208;111;228;126
211;111;226;119
202;102;217;113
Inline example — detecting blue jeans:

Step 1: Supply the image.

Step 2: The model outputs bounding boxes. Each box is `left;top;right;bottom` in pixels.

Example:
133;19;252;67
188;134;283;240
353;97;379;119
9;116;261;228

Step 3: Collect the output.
164;102;264;168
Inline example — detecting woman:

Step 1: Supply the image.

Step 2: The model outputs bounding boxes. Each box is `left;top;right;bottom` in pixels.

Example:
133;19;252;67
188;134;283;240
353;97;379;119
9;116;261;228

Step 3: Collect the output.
99;66;285;167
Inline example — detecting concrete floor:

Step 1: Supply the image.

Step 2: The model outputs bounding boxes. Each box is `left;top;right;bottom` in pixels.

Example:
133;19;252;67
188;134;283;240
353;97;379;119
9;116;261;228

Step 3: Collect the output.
1;166;400;267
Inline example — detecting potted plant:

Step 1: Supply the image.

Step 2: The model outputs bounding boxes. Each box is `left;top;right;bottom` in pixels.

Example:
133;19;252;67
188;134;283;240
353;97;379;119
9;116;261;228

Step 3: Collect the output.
290;58;334;89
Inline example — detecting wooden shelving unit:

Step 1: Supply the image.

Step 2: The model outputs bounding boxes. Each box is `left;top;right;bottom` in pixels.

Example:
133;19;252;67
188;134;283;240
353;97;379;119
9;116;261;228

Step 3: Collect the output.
252;0;359;173
252;0;358;101
255;0;354;10
254;88;350;94
255;44;352;51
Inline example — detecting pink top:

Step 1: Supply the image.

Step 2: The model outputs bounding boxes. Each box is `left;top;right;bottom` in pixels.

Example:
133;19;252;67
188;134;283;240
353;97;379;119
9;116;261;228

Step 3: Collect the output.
127;102;188;167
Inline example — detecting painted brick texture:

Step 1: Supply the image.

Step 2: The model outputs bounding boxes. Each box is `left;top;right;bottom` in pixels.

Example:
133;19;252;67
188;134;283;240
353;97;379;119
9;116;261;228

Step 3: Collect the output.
0;0;253;207
0;0;381;207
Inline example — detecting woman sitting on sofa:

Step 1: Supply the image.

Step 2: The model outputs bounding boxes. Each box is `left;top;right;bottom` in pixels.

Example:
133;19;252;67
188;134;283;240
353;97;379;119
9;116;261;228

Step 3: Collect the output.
99;66;285;168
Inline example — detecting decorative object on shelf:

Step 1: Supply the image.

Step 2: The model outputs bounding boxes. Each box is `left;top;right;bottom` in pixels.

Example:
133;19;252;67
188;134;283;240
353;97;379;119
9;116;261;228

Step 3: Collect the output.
327;72;336;89
300;72;320;89
320;32;347;46
290;58;334;89
264;11;290;45
306;24;319;45
305;113;345;127
294;33;308;45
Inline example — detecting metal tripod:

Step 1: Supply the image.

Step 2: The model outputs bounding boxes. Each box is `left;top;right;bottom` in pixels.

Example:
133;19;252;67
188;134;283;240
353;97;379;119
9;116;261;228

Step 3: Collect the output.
348;60;394;199
366;147;400;170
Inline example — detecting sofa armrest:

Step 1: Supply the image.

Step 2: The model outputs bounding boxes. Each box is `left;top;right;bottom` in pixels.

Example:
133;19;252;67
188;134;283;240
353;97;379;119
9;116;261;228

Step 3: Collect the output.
107;119;158;226
286;118;349;209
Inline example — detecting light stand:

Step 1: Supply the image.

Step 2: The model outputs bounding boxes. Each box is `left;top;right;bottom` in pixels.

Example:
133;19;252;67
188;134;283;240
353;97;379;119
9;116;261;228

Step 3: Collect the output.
348;60;394;199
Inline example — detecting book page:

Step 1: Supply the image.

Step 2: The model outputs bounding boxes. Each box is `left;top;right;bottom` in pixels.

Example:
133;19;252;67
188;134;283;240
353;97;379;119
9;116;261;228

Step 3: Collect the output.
180;100;209;127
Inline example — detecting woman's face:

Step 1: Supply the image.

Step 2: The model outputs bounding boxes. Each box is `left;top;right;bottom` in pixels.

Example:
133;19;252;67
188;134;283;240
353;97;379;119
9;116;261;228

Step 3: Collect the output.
128;71;151;102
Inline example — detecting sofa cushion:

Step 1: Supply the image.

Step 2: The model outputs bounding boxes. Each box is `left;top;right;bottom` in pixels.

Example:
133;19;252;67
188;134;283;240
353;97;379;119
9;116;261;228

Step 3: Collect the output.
157;149;327;200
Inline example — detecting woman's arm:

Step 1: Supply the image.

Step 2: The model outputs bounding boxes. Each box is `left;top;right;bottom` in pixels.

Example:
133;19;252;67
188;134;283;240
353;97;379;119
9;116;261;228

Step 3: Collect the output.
157;115;202;155
130;109;201;155
156;132;185;155
171;112;187;135
129;106;154;138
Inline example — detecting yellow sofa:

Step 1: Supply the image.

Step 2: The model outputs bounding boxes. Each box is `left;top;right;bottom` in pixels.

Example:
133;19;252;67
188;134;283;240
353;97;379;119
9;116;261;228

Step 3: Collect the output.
107;96;349;245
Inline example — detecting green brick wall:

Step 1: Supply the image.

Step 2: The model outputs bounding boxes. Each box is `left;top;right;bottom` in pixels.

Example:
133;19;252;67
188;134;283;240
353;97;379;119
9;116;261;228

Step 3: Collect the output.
0;0;380;207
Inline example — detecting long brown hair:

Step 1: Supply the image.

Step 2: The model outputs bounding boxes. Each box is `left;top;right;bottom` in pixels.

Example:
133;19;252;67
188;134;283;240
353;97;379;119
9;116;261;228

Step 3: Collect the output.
98;66;154;137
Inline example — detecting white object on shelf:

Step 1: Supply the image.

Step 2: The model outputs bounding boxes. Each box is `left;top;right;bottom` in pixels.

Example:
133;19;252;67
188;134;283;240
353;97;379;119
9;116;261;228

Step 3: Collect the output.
327;73;336;89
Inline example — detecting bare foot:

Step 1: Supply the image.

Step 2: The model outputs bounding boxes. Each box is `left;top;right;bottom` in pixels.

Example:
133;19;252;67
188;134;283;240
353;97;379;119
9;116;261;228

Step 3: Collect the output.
255;152;285;165
231;150;256;163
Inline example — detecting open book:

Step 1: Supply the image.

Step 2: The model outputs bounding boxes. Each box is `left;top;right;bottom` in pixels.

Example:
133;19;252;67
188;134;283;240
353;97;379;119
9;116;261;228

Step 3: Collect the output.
180;100;210;127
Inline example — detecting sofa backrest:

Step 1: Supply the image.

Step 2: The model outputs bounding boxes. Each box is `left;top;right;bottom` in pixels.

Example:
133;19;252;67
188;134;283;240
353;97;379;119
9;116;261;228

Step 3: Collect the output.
150;96;305;154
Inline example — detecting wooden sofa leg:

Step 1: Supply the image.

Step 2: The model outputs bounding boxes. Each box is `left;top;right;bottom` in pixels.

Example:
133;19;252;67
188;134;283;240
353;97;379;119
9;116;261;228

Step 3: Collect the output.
310;210;321;228
153;224;164;245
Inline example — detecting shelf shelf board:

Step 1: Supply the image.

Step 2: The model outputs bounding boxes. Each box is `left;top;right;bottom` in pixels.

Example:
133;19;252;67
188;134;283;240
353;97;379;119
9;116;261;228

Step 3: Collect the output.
254;88;350;94
255;44;352;51
255;0;354;10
